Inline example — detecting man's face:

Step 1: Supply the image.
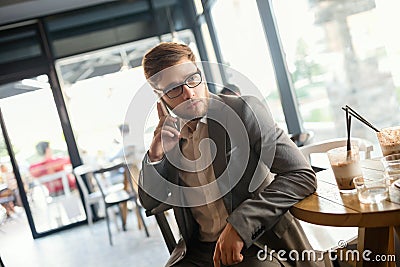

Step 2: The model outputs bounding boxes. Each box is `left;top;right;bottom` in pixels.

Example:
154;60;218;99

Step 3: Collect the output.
155;59;209;120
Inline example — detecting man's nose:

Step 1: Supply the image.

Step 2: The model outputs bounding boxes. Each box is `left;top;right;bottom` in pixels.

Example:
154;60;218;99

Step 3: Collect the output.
181;84;195;99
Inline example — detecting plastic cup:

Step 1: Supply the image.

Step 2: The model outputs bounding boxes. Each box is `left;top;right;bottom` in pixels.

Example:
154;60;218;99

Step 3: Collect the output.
377;126;400;156
381;153;400;175
381;153;400;203
327;145;362;193
353;176;388;204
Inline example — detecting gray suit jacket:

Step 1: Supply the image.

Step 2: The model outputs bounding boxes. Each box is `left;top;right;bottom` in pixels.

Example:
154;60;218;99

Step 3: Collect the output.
139;94;320;266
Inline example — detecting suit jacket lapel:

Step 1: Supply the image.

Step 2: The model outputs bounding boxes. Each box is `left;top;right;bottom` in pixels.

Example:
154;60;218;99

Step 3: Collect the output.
207;95;233;213
207;118;227;178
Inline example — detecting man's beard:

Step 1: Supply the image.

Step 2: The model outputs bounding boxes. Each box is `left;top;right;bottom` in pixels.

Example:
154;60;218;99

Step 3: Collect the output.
174;99;208;120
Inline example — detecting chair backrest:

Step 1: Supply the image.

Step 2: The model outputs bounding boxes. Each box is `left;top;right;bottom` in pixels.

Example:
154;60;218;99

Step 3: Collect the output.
145;202;176;254
92;162;135;197
289;131;314;147
300;137;374;170
73;165;98;197
301;137;373;159
298;139;365;254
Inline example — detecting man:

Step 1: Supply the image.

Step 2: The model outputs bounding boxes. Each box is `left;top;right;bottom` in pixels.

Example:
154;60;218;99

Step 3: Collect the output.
139;42;319;266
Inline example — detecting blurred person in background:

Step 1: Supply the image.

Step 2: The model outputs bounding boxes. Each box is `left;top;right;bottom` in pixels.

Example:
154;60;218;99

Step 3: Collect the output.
0;164;20;217
29;141;76;196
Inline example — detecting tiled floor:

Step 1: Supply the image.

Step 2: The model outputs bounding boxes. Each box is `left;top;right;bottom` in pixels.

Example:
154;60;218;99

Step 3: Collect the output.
0;208;178;267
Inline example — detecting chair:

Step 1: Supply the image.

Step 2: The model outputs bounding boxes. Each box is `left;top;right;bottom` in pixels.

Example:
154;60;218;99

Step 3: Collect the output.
300;137;374;172
288;131;314;147
145;203;176;254
74;163;149;245
298;137;374;266
73;165;107;227
0;186;16;220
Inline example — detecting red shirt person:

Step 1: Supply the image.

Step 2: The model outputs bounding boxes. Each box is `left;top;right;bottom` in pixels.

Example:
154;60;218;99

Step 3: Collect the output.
29;141;76;196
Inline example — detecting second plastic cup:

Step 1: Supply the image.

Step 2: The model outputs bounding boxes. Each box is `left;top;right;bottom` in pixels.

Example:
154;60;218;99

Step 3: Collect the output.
381;153;400;203
353;176;388;204
327;145;362;193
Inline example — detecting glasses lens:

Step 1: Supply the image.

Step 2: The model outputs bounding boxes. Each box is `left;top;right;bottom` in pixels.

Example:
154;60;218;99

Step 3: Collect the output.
163;71;202;98
166;86;182;98
186;73;202;88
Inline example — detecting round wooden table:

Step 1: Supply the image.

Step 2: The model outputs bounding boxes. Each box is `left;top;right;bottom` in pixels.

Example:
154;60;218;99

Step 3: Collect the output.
291;159;400;267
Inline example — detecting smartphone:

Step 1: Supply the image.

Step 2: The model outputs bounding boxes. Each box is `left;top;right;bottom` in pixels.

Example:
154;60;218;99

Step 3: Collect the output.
153;90;171;115
159;98;170;116
159;98;178;130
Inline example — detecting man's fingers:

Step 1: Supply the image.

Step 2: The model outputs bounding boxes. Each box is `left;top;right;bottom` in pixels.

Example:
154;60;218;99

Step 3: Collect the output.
161;123;179;137
221;249;229;266
214;223;245;265
219;247;243;266
156;115;177;130
164;116;178;129
161;127;180;138
154;115;177;135
156;101;163;118
232;250;244;264
154;116;166;135
232;242;244;263
213;245;221;267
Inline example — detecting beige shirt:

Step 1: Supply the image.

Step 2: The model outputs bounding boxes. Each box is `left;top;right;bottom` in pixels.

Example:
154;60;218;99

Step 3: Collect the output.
179;119;229;242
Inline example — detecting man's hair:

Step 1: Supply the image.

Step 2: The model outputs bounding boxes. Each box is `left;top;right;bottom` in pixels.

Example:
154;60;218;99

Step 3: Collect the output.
142;42;196;80
36;141;50;156
118;124;129;135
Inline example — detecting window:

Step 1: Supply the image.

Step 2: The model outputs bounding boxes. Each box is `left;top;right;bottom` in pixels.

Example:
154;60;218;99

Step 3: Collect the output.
210;0;286;130
272;0;400;151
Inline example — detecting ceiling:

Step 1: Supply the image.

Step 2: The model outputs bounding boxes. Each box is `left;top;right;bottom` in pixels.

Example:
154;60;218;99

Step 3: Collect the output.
0;0;192;98
0;0;118;26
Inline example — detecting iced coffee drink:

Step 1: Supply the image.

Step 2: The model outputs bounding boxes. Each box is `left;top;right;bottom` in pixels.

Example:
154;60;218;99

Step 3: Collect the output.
327;146;362;192
377;126;400;156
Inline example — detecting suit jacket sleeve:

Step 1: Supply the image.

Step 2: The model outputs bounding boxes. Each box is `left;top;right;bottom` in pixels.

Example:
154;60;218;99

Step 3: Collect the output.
226;96;317;248
138;153;170;211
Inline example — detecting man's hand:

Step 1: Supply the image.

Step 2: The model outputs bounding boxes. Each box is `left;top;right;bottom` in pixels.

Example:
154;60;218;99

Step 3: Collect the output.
213;223;244;267
148;102;180;162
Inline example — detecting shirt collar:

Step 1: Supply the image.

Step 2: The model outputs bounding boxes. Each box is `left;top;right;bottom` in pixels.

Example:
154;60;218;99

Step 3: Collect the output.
179;116;207;130
179;116;207;140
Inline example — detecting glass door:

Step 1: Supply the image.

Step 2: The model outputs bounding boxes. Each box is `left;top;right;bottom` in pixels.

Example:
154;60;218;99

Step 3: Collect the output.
0;74;86;234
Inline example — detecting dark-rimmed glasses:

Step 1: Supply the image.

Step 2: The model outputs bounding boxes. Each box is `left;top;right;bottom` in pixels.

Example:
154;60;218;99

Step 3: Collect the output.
158;69;202;99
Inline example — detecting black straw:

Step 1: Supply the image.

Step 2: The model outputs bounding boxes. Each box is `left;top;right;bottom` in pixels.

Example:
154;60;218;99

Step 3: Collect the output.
346;108;351;151
341;106;380;132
